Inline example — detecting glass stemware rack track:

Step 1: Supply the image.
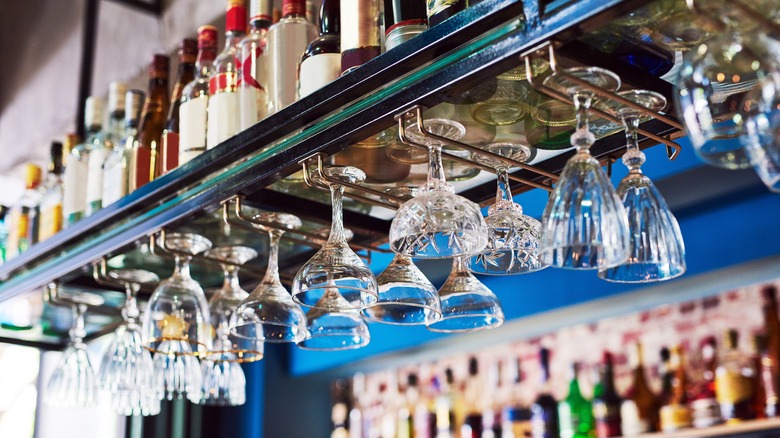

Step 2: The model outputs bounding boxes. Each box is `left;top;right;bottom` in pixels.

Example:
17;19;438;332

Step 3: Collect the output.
0;0;695;349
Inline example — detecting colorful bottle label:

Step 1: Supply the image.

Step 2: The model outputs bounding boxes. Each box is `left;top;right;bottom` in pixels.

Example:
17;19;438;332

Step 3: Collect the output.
240;42;268;130
130;144;153;191
63;153;88;223
161;130;179;173
179;97;209;162
659;404;692;432
620;400;650;436
716;369;756;421
39;204;63;241
85;147;109;215
102;150;128;206
209;72;239;95
691;398;722;428
299;53;341;98
206;92;240;149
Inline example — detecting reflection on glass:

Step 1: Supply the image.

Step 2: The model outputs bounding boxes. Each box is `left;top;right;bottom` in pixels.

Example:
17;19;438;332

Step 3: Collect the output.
299;287;370;351
46;303;97;407
471;80;531;126
741;75;780;192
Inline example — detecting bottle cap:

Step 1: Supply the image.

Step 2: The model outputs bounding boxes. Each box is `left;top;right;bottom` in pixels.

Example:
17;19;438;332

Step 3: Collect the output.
445;367;454;384
282;0;306;17
180;38;198;63
149;54;170;79
125;90;145;123
24;164;42;189
49;141;64;174
64;133;80;154
468;356;478;376
197;25;219;49
226;0;248;33
84;96;104;128
108;81;127;113
318;0;340;35
249;0;273;22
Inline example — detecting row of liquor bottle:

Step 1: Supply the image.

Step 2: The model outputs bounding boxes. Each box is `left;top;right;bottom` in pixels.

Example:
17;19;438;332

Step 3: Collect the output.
330;286;780;438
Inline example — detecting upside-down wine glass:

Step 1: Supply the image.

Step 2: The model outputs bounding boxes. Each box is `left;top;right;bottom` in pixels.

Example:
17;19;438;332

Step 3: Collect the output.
98;269;161;416
200;246;261;406
141;232;212;402
540;67;630;269
390;116;488;258
292;166;378;311
742;74;780;192
427;256;505;332
598;90;686;282
468;142;550;275
299;286;371;351
232;212;309;344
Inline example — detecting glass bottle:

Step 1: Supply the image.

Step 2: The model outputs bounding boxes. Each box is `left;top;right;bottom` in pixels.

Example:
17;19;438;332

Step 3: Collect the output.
384;0;428;50
418;376;438;438
757;333;780;418
762;285;780;394
690;337;722;428
63;98;101;226
85;82;124;216
6;164;42;258
426;0;465;27
160;38;197;175
331;379;351;438
398;373;418;438
482;359;504;438
340;0;381;74
299;0;340;98
716;329;757;423
38;141;66;242
102;90;144;207
179;26;218;165
267;0;317;113
207;0;246;149
130;55;170;192
531;347;559;438
558;363;594;438
504;357;533;438
592;352;621;438
752;334;768;420
659;345;692;432
462;357;484;438
621;343;659;435
436;367;459;437
239;0;273;131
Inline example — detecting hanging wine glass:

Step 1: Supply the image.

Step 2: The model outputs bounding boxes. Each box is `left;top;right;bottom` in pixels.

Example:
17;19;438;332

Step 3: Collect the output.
540;67;630;269
468;143;550;275
362;253;441;325
299;286;370;351
142;232;212;402
232;212;309;344
390;116;488;258
741;75;780;192
98;269;160;416
292;166;378;311
427;257;504;333
598;90;686;283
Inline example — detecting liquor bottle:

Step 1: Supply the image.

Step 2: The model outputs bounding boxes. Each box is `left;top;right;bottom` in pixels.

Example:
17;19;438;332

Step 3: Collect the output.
417;377;438;438
436;367;459;437
592;352;621;438
531;347;559;438
130;54;170;191
482;360;504;438
690;337;722;428
6;164;43;258
426;0;465;27
306;0;318;26
0;206;8;263
384;0;428;50
659;345;692;432
64;98;102;225
350;373;366;438
752;334;768;419
160;38;197;175
504;357;533;438
762;285;780;392
298;0;341;99
658;347;672;405
621;343;659;435
102;90;144;206
757;333;780;417
381;375;399;438
207;0;246;149
398;373;418;438
340;0;381;74
267;0;317;113
239;0;273;131
462;357;484;438
716;329;757;423
85;82;124;216
179;26;218;165
558;363;594;438
38;141;66;242
331;379;350;438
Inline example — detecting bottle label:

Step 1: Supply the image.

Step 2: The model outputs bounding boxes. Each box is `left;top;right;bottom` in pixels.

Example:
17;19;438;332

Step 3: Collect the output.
85;147;110;214
691;398;722;428
180;97;209;161
102;149;128;206
299;53;341;98
340;0;381;51
206;91;240;149
63;153;88;220
240;42;268;130
209;72;239;95
716;371;755;405
621;400;651;436
130;144;152;190
39;204;63;241
238;87;266;131
660;404;692;432
161;130;179;174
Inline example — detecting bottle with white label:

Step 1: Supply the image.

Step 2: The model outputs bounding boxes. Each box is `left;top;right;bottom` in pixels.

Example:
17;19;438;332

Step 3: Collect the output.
85;82;125;216
239;0;273;131
267;0;317;114
103;89;145;206
340;0;381;74
299;0;341;99
206;0;247;149
64;97;103;226
180;26;218;165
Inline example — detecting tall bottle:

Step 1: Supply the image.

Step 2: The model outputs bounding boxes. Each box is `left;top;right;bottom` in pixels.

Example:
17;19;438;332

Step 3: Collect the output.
531;347;559;438
180;26;219;165
38;141;66;242
331;379;350;438
130;54;170;191
690;337;722;428
757;333;780;418
482;359;504;438
504;357;533;438
762;285;780;392
207;0;247;149
267;0;317;113
436;367;459;437
621;343;659;436
340;0;381;74
384;0;428;50
102;90;144;206
461;357;484;438
160;38;197;175
6;164;42;258
592;352;621;438
659;345;692;432
299;0;341;98
558;363;594;438
85;82;124;216
716;329;757;423
426;0;465;27
239;0;273;130
64;98;102;225
398;373;418;438
752;334;768;419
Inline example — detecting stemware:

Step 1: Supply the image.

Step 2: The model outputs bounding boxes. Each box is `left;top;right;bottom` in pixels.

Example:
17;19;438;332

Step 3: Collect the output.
470;79;531;127
232;212;309;343
142;232;212;402
362;253;441;325
427;257;504;333
292;166;378;311
390;117;488;258
597;90;686;283
540;67;630;269
742;75;780;192
299;287;370;351
98;269;161;416
468;143;549;275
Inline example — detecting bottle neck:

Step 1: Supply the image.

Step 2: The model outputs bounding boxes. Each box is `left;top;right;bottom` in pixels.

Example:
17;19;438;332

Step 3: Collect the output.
196;48;217;74
250;18;271;31
224;31;245;50
85;124;102;137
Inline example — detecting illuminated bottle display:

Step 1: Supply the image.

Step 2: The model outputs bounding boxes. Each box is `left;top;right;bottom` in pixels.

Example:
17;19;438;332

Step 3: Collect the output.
531;348;559;438
299;0;340;98
85;81;124;216
64;97;101;225
38;141;66;242
239;0;273;130
716;329;757;423
130;54;170;191
179;25;218;165
339;0;381;74
160;38;196;174
621;343;659;435
102;89;144;206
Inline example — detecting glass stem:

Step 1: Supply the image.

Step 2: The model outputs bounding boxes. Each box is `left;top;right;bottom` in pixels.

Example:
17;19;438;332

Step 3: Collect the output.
570;92;595;151
173;255;191;280
70;304;87;344
424;144;451;192
328;184;347;245
123;284;140;323
262;230;283;284
223;267;241;290
495;167;512;205
624;115;640;152
622;114;646;174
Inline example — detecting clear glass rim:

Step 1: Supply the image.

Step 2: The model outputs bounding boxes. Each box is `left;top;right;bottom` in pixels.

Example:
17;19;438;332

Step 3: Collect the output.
143;337;209;356
426;314;504;333
297;333;370;351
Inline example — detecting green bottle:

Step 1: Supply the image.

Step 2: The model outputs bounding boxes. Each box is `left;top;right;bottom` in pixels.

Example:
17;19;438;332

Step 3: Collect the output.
559;363;595;438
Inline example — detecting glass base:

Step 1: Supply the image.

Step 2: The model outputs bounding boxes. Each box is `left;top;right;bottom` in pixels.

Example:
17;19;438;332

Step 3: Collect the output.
544;244;628;270
427;314;503;333
598;261;686;283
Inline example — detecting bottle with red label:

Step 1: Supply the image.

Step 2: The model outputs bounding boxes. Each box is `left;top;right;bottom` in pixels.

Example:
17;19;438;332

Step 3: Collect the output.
340;0;381;74
179;26;219;165
299;0;341;99
130;54;170;191
207;0;247;149
239;0;273;131
160;38;197;175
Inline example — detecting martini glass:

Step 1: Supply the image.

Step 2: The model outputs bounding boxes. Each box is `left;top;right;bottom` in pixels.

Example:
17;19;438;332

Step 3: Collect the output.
598;90;686;283
232;212;309;343
540;67;630;269
299;286;370;351
98;269;160;416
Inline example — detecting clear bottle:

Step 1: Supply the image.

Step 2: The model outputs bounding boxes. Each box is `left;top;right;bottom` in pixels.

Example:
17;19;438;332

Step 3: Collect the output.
267;0;317;114
659;345;693;432
160;38;197;175
299;0;341;98
6;164;43;258
690;337;722;428
239;0;273;131
436;367;459;438
85;82;124;216
206;0;246;149
102;90;144;207
64;97;102;225
179;26;218;165
593;352;621;438
398;373;419;438
130;55;170;191
340;0;381;74
531;347;559;438
716;329;757;423
621;343;659;435
559;363;594;438
38;141;66;242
